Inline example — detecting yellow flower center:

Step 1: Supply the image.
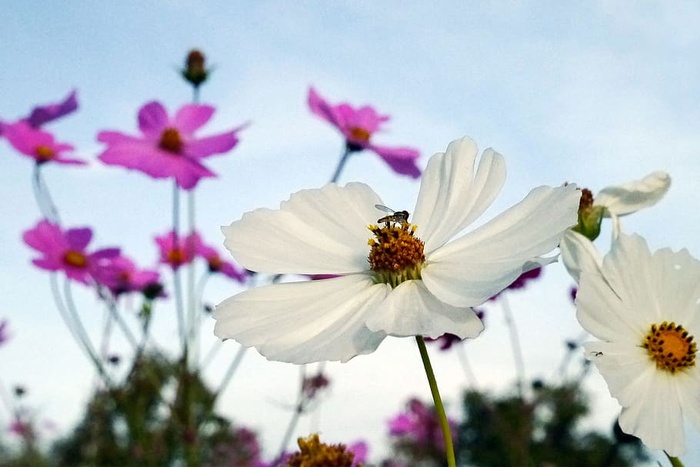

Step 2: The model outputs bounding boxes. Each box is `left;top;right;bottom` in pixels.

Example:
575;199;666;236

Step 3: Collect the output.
349;126;371;143
35;145;55;162
159;127;184;154
63;250;88;268
367;221;425;288
643;321;696;373
287;434;357;467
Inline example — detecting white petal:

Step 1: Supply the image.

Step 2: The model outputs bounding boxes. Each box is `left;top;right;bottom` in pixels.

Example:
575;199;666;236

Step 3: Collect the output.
560;230;603;284
365;280;484;338
421;184;580;307
651;247;700;327
411;137;506;254
576;273;644;343
222;182;381;274
214;274;389;363
602;234;659;325
618;372;686;456
596;171;671;217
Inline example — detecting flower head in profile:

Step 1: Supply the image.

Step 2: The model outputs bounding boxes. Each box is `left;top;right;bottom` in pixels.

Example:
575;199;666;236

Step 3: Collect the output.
98;101;245;190
23;220;120;284
308;87;421;178
0;90;78;136
155;230;199;270
195;237;247;282
92;254;162;297
215;136;580;363
286;434;361;467
1;121;85;165
576;234;700;456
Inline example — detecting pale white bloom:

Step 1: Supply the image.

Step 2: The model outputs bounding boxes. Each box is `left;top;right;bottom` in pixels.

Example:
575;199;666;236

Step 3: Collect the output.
598;171;670;238
214;137;580;364
577;234;700;456
561;171;671;282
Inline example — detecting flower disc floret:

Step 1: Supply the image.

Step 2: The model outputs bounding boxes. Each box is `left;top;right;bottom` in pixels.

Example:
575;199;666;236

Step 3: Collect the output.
643;321;696;373
368;222;424;287
159;128;184;153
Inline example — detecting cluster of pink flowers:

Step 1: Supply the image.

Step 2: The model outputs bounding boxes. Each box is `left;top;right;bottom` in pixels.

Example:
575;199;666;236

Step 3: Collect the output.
388;398;458;450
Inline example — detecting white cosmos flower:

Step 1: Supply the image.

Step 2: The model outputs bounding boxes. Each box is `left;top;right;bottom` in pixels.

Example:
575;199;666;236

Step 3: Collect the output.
577;234;700;456
214;136;580;364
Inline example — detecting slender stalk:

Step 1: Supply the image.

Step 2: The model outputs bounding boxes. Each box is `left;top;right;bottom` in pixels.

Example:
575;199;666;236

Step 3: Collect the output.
214;346;247;398
32;164;61;223
186;190;197;369
665;453;685;467
456;344;479;388
171;183;186;350
415;336;456;467
329;146;353;183
272;366;307;466
499;294;526;398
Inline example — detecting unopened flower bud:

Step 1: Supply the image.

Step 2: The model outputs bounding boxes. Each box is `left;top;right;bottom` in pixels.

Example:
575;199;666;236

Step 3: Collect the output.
572;188;603;241
182;49;209;88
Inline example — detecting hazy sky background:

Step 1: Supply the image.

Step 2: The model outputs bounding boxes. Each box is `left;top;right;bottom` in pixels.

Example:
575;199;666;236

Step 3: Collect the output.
2;1;700;464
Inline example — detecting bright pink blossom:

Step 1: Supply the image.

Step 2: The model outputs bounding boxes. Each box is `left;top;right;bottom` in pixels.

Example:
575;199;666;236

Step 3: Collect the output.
0;90;78;136
98;101;244;190
347;440;368;465
92;254;162;297
2;121;85;165
388;398;457;450
308;87;421;178
195;237;247;282
155;230;199;269
23;220;120;284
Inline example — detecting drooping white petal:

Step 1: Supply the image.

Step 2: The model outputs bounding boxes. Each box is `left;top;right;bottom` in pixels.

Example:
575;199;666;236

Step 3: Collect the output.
421;183;580;307
560;230;603;284
365;280;484;338
222;182;381;275
596;171;671;217
675;370;700;431
214;274;390;364
411;137;506;255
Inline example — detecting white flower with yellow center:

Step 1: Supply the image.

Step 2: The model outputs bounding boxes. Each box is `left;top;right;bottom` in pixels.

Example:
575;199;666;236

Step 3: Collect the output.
577;234;700;456
214;137;580;364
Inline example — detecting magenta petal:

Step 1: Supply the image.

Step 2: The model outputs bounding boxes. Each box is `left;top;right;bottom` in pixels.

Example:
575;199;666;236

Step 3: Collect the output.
65;227;93;250
99;141;165;172
91;248;121;260
172;158;217;190
23;220;65;252
174;104;215;134
308;87;343;129
185;131;239;158
137;101;169;138
370;145;421;178
26;90;78;128
97;131;145;145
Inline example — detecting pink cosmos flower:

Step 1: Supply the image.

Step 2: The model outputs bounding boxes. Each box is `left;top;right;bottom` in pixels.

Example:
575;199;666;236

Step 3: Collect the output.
98;101;244;190
308;87;421;178
388;398;457;449
347;440;369;465
92;254;162;297
23;220;120;284
195;237;247;282
1;121;85;165
0;90;78;136
155;230;199;269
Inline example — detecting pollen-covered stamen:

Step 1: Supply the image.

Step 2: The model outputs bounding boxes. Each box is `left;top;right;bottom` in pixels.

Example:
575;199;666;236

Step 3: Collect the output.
63;250;88;268
35;145;55;162
643;321;696;373
367;221;425;288
159;128;184;154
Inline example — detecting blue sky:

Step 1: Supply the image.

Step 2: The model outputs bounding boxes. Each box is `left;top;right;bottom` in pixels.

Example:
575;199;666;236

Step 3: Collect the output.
1;1;700;463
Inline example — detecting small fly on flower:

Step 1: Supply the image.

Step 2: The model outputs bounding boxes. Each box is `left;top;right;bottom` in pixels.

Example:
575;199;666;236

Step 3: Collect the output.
375;204;410;225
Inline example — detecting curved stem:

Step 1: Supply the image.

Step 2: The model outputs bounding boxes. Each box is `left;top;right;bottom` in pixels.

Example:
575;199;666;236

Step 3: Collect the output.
665;453;685;467
171;183;186;351
456;343;479;388
32;164;61;223
186;190;197;369
500;294;526;398
214;346;247;398
415;336;456;467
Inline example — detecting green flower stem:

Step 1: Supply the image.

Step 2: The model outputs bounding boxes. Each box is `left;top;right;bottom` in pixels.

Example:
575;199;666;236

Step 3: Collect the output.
665;453;685;467
415;336;456;467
